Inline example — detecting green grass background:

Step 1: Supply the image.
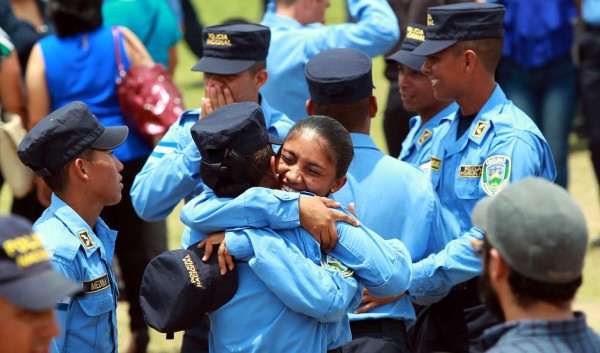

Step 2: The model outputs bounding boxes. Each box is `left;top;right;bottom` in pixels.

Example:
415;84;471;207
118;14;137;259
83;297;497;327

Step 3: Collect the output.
3;1;598;351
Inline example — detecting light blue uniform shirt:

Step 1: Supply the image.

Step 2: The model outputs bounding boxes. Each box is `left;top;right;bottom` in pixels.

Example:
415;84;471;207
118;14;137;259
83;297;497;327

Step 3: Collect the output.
331;133;459;324
207;224;361;352
181;188;412;348
583;0;600;25
408;85;556;299
181;188;412;298
399;102;458;176
34;194;119;353
260;0;399;121
130;96;293;221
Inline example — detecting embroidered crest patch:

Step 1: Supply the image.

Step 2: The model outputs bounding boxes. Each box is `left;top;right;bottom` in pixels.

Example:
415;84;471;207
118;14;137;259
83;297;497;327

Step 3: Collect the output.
472;121;488;138
481;155;511;196
417;129;433;145
77;230;95;250
320;254;354;278
431;156;442;171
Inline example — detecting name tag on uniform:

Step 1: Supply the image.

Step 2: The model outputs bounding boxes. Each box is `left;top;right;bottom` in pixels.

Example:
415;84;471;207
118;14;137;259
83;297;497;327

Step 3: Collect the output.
459;165;483;178
82;273;110;294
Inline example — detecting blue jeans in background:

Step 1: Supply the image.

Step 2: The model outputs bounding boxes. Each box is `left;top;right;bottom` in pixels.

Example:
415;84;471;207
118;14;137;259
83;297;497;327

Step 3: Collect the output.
496;54;577;188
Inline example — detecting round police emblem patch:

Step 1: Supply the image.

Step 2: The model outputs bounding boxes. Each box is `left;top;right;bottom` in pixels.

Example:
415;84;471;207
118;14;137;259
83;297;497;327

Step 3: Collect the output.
481;155;511;196
320;254;355;278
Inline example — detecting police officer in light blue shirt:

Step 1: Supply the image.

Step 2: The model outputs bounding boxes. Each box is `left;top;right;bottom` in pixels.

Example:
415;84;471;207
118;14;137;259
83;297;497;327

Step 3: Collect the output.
16;101;129;353
260;0;399;121
406;4;556;353
185;102;361;353
299;47;459;353
386;24;457;174
130;23;293;223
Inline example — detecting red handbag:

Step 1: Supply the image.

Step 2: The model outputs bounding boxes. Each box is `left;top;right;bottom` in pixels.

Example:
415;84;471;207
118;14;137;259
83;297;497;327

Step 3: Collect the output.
112;27;185;144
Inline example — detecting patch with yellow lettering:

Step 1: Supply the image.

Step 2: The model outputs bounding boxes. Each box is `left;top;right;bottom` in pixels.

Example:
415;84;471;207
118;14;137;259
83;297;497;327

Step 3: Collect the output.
431;156;442;171
206;33;232;46
82;273;110;294
406;26;425;42
427;13;434;26
182;254;203;288
417;129;433;146
77;230;95;250
459;165;483;178
320;254;354;278
2;232;49;268
472;121;489;138
481;155;511;196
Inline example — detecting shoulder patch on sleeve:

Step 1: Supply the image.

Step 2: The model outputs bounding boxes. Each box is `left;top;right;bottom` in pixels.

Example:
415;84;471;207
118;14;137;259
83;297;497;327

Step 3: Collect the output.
481;155;511;196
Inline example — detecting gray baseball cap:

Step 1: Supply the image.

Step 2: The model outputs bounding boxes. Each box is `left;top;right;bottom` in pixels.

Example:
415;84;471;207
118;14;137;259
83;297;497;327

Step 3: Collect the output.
472;177;588;284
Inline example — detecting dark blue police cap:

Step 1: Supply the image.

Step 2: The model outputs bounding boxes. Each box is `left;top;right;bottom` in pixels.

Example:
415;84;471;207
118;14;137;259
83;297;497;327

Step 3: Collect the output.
305;48;373;104
140;243;238;334
386;23;427;72
412;3;505;56
191;102;283;163
191;23;270;75
0;214;81;311
17;101;128;177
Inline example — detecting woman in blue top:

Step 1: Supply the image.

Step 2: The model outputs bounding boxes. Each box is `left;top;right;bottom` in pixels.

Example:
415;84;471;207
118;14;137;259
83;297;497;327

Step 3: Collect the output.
25;0;165;351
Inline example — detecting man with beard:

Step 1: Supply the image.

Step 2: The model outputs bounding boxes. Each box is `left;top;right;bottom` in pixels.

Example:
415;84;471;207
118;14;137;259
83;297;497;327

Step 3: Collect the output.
471;177;600;352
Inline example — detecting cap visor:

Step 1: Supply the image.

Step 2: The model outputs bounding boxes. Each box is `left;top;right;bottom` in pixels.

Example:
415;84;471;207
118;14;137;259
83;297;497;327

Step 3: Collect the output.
191;57;256;75
1;270;82;311
268;134;283;145
91;126;129;150
411;39;458;56
386;51;426;72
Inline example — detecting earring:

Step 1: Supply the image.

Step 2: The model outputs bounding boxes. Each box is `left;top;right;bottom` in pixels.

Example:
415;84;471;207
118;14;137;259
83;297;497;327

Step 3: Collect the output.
330;189;335;193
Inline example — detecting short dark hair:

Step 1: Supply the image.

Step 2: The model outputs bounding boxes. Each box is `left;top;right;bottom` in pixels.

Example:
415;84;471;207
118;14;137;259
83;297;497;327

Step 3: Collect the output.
210;144;274;198
451;38;503;74
482;236;582;309
285;115;353;180
248;60;266;75
508;268;582;309
311;96;371;132
43;149;95;192
48;0;103;38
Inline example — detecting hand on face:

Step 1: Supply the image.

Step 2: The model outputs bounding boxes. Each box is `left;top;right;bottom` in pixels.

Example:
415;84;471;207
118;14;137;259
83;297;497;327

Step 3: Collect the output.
200;84;234;119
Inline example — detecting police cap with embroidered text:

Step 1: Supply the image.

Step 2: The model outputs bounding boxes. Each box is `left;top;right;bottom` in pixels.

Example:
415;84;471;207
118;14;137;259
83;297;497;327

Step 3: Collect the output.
17;101;128;177
140;243;238;334
386;23;427;72
191;23;270;75
0;214;81;311
412;2;505;56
